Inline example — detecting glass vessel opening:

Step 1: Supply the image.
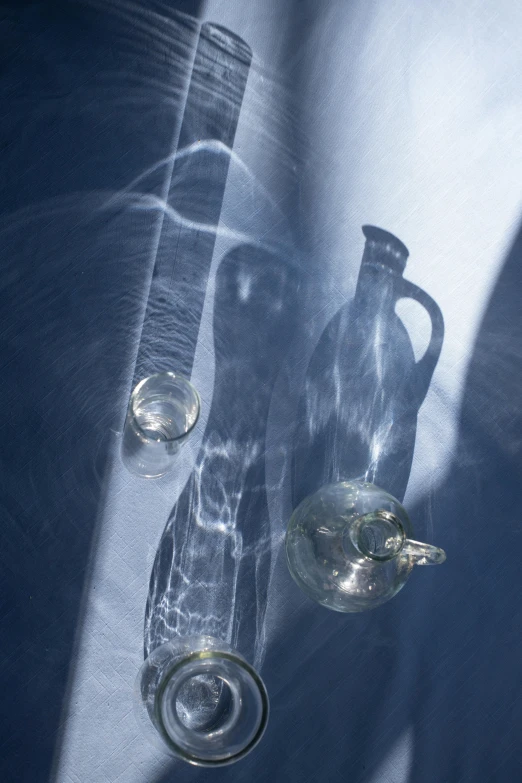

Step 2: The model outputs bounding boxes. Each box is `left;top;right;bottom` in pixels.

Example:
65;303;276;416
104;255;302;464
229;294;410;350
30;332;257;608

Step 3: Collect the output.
131;372;200;444
351;510;405;561
137;640;269;767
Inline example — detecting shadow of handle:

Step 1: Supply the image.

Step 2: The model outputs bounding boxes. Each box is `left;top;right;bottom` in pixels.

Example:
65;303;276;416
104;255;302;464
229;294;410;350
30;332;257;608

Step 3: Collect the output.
396;277;445;404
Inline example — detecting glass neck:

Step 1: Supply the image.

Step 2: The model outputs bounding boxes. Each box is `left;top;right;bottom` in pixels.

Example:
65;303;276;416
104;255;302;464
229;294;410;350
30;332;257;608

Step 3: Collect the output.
350;511;446;566
354;261;403;315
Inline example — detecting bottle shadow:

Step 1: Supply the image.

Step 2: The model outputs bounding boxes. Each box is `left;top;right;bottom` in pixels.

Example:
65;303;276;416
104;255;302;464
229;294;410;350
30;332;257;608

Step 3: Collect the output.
145;244;301;671
134;21;252;381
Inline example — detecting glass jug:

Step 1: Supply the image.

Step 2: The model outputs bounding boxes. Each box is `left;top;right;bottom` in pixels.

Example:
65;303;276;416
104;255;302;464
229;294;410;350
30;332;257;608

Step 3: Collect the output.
286;480;446;612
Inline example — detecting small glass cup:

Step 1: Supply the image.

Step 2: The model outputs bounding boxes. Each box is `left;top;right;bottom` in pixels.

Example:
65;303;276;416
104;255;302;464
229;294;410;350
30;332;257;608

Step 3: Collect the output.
121;372;200;478
135;636;269;766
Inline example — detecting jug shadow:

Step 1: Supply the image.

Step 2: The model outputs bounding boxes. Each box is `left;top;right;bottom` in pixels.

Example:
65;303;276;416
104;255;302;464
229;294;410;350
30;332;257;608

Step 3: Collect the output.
145;243;302;672
292;225;444;507
0;4;251;781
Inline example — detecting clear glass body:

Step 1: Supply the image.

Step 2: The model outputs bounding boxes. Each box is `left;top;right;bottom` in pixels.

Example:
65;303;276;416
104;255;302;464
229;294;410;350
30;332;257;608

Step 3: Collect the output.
286;480;446;612
135;636;269;766
121;372;200;478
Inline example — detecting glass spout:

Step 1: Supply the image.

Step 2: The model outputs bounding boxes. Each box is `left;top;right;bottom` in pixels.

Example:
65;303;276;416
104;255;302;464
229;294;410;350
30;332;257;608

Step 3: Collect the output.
350;510;406;561
402;539;446;565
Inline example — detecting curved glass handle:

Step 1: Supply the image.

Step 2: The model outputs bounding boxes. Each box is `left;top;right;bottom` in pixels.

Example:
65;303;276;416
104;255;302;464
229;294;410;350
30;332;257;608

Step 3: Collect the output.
395;278;445;404
402;538;446;566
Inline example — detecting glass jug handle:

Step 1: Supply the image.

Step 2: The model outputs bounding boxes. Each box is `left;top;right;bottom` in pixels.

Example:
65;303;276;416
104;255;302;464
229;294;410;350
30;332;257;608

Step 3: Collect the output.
395;277;444;404
402;538;446;565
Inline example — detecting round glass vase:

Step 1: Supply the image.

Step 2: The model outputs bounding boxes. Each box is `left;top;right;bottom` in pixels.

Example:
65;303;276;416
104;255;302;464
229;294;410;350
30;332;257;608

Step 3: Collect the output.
286;480;446;612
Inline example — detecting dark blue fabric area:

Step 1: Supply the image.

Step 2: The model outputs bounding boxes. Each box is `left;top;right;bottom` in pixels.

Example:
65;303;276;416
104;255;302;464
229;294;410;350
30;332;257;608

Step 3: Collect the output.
0;2;203;780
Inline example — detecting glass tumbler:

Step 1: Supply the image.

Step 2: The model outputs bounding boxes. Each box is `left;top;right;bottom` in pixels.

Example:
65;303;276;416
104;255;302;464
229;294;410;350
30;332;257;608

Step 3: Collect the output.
121;372;200;478
135;636;269;766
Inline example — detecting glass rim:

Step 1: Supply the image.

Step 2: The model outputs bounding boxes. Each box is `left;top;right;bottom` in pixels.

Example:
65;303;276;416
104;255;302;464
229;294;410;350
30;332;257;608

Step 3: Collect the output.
129;371;201;445
355;509;406;562
154;649;269;767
